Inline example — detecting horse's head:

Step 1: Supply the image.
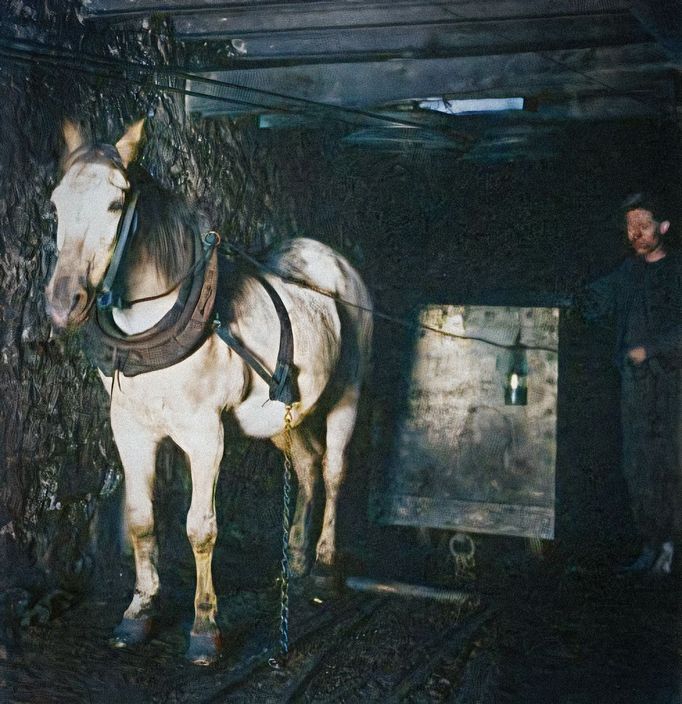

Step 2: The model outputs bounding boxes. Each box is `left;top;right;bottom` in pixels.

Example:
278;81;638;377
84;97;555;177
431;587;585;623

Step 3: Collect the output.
45;120;144;330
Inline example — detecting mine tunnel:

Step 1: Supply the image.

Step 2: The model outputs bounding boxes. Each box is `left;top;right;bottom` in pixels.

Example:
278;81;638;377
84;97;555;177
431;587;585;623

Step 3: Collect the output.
1;1;681;702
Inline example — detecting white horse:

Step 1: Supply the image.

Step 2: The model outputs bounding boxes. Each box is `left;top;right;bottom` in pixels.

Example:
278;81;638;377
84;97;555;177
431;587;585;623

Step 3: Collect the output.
45;120;373;665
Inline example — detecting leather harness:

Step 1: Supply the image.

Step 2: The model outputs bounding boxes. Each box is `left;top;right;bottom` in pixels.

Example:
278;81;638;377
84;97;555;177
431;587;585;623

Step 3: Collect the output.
83;191;300;405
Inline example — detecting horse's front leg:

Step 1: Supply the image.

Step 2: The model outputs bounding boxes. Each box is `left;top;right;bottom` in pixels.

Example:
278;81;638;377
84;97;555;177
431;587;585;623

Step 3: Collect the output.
109;418;162;648
173;417;223;666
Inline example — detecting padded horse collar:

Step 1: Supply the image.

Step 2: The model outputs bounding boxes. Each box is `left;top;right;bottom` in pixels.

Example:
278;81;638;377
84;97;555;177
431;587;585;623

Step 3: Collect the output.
83;229;219;378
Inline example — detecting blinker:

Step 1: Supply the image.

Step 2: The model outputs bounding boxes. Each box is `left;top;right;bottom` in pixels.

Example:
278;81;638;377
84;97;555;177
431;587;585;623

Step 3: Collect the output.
96;192;139;311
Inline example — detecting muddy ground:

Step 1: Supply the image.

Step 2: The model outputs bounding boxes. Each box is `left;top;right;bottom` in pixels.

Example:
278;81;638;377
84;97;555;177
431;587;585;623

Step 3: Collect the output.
3;535;681;704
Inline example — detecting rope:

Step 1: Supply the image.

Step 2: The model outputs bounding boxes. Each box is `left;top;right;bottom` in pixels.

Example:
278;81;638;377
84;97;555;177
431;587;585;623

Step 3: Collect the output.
218;239;560;354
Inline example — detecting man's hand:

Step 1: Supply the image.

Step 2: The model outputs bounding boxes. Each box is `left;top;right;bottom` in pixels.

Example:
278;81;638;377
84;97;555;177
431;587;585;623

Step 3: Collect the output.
626;346;648;365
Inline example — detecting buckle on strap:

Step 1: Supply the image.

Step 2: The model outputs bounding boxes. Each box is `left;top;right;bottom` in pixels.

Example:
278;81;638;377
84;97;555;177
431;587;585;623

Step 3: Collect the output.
213;316;300;405
270;361;298;406
202;230;221;249
96;289;114;311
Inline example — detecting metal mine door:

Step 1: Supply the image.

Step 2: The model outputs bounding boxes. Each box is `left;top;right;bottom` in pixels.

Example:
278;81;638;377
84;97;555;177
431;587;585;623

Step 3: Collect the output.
376;305;559;540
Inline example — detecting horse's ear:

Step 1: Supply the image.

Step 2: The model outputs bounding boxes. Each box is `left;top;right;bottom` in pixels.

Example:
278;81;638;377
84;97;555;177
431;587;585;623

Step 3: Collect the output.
62;120;84;156
115;119;145;168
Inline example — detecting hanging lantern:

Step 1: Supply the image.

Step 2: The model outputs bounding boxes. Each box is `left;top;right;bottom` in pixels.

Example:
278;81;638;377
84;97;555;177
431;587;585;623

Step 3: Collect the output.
505;339;528;406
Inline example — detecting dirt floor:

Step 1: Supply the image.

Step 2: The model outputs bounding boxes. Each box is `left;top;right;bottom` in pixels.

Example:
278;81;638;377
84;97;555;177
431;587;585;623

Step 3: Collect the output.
2;542;681;704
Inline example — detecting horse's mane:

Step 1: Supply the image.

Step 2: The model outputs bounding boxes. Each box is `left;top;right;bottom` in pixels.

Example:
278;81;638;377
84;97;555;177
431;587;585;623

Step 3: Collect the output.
125;165;198;285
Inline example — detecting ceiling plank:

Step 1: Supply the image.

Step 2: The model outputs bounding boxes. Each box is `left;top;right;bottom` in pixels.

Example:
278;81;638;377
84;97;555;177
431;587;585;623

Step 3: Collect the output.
79;0;677;128
174;7;637;37
82;0;633;21
186;43;672;118
176;14;647;68
256;91;670;129
631;0;682;57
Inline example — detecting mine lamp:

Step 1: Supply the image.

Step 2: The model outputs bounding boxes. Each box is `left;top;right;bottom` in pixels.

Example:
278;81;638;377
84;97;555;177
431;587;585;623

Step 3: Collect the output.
505;342;528;406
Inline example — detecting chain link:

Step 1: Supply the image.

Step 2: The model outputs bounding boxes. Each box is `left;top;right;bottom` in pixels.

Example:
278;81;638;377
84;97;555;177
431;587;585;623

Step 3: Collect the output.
269;404;294;669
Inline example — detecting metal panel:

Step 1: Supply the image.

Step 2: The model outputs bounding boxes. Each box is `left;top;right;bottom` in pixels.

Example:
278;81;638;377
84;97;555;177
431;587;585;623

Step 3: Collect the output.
376;305;558;540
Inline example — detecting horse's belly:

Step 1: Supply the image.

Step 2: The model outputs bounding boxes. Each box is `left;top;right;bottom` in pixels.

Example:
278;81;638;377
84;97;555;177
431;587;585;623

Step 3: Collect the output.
232;363;329;438
233;397;292;438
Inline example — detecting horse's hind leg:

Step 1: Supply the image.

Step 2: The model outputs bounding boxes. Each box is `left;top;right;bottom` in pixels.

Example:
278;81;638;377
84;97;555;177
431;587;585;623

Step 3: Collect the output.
272;426;323;577
315;385;361;579
109;419;161;648
172;417;223;666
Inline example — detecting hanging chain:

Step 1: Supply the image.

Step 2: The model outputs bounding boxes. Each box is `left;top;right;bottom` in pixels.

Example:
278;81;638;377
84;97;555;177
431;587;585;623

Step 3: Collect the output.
269;404;294;670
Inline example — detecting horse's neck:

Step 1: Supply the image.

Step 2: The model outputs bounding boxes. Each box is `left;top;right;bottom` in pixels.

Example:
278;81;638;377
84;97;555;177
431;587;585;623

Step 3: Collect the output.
111;260;179;335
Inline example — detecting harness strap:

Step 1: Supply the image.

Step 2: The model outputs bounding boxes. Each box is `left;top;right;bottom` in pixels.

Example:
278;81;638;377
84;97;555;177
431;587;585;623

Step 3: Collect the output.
257;276;298;404
121;230;217;307
97;191;140;311
213;269;299;405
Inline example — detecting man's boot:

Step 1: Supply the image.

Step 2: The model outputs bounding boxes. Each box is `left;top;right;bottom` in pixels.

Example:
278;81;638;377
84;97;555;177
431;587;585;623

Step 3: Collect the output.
650;541;674;576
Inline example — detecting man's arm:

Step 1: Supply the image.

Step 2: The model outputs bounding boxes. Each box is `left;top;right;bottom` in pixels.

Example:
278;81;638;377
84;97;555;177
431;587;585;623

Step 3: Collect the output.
629;256;682;367
642;261;682;366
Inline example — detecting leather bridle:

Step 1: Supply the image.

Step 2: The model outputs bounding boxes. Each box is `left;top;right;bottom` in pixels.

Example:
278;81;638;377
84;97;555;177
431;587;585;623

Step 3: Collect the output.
96;190;140;311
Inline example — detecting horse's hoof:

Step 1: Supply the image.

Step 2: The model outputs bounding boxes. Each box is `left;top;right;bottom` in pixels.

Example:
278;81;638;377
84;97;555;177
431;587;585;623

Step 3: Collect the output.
109;617;153;648
186;630;222;666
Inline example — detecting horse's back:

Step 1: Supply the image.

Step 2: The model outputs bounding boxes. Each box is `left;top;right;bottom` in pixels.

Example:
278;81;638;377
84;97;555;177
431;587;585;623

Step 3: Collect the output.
268;238;366;299
268;237;373;372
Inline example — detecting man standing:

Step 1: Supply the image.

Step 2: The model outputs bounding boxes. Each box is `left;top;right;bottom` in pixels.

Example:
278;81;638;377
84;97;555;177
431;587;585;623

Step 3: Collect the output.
581;193;681;575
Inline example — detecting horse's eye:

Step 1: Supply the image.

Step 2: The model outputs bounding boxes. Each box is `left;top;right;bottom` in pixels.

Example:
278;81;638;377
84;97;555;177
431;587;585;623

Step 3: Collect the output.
108;201;124;213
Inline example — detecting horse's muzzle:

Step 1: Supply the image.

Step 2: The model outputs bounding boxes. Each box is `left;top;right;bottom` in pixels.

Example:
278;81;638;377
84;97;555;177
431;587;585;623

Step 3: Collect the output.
45;275;93;330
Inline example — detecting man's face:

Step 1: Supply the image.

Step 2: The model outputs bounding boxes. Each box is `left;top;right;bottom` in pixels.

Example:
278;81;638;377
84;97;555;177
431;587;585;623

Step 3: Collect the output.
625;208;663;258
